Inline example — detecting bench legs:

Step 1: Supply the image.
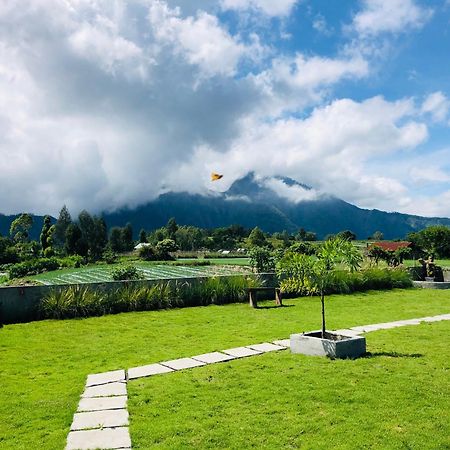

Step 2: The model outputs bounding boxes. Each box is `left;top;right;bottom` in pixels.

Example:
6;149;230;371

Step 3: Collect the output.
248;289;282;308
249;290;258;308
275;289;282;306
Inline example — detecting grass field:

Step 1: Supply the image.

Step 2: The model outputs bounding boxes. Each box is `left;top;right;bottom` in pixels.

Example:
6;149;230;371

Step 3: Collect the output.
129;322;450;449
1;289;449;449
28;261;250;285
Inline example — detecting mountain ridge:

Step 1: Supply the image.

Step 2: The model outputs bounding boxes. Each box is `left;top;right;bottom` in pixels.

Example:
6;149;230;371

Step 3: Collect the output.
2;173;450;240
102;173;450;239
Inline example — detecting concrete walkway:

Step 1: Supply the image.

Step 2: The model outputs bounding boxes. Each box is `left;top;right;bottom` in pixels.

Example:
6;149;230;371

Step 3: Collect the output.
66;313;450;450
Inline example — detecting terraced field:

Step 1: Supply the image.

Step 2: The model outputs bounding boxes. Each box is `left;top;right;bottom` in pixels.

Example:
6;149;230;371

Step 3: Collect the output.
31;263;250;286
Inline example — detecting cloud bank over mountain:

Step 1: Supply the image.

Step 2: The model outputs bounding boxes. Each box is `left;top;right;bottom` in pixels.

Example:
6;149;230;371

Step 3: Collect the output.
0;0;449;218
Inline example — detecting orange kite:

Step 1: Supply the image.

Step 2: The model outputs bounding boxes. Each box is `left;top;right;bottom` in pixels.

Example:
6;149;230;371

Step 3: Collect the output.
211;172;223;181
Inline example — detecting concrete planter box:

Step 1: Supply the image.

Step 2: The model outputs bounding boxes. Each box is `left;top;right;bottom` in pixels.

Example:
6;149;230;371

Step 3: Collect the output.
290;331;366;359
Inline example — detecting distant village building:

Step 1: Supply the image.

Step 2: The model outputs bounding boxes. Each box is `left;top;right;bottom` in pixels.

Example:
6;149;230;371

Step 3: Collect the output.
368;241;412;251
134;243;152;251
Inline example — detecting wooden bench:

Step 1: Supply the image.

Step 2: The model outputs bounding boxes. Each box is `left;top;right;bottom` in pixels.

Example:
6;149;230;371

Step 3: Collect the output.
247;287;282;308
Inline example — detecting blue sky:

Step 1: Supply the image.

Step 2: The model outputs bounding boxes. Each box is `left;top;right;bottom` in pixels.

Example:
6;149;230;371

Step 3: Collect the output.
0;0;450;217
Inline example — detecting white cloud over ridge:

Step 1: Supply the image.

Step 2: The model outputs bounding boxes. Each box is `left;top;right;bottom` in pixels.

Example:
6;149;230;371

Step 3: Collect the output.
0;0;449;219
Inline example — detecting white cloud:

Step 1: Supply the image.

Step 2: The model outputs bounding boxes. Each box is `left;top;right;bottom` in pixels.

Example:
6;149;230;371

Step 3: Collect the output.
220;0;298;17
0;0;448;220
421;91;450;124
148;1;252;78
312;14;333;36
352;0;433;36
173;95;428;213
409;166;450;184
251;53;369;115
263;178;320;203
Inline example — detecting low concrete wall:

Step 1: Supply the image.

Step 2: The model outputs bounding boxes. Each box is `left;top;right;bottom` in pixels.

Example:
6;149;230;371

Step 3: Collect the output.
412;281;450;290
0;273;274;325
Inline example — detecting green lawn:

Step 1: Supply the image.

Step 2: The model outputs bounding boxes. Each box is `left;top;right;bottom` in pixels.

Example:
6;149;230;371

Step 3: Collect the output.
0;289;449;449
129;321;450;449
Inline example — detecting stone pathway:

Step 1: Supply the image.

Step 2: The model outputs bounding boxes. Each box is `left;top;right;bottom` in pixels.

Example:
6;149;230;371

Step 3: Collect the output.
66;313;450;449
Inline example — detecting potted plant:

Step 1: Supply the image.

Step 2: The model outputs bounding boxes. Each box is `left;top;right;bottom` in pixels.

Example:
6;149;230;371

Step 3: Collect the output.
287;237;367;358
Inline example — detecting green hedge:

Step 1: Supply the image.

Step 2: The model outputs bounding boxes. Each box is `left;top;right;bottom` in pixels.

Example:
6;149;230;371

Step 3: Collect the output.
40;275;258;319
281;267;412;297
8;255;85;279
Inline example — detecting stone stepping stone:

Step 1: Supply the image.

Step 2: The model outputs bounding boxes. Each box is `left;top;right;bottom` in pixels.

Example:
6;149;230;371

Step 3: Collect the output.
86;370;125;387
422;314;450;322
350;324;387;332
222;346;262;358
128;363;174;380
273;339;290;347
192;352;236;364
160;357;206;371
82;382;127;398
389;319;421;326
71;409;129;431
78;396;128;412
332;329;362;337
247;342;286;353
66;427;131;450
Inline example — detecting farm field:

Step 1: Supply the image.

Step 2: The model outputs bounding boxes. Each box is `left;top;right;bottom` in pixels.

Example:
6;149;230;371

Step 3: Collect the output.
179;257;250;265
1;289;449;449
28;261;250;286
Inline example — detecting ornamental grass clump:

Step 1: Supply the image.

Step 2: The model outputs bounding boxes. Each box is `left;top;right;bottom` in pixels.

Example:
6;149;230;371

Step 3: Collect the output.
40;275;257;319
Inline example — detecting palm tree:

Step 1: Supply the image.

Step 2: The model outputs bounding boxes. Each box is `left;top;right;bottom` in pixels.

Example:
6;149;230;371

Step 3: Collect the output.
309;237;362;338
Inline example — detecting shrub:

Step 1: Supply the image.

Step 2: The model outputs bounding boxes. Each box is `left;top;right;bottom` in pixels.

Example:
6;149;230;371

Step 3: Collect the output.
249;247;275;273
9;258;60;278
103;248;118;264
43;247;55;258
276;252;315;296
111;265;143;281
139;245;157;261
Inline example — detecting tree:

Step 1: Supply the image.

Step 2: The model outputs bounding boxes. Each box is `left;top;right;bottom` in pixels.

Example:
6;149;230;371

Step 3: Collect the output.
289;241;316;256
10;213;33;243
155;239;178;260
175;226;204;251
109;227;123;252
40;215;52;252
77;211;107;259
249;247;275;273
296;228;317;242
139;229;148;243
121;223;134;251
54;205;72;246
279;238;361;338
370;231;384;241
78;210;95;249
166;218;178;241
367;245;388;264
337;230;356;241
310;238;362;338
248;227;267;248
407;226;450;258
90;217;108;259
65;223;87;256
0;236;19;264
